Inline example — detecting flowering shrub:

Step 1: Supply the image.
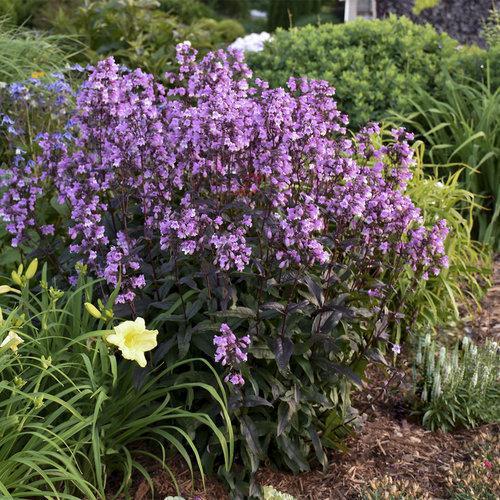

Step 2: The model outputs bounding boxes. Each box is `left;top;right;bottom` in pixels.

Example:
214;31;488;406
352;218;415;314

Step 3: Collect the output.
0;43;450;479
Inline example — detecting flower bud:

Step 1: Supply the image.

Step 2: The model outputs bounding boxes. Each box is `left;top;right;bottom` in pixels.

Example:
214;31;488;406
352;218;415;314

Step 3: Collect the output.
17;264;23;276
33;396;44;409
421;386;428;401
432;373;441;399
85;302;102;319
0;285;21;295
41;355;52;369
439;346;446;365
11;271;23;287
24;258;38;280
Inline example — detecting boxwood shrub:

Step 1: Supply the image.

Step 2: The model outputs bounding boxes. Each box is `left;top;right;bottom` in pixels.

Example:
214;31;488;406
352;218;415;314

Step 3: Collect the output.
248;16;460;128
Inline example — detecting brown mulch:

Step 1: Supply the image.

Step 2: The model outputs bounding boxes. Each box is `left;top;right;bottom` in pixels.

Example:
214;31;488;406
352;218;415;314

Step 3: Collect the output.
471;254;500;343
256;390;498;499
131;259;500;499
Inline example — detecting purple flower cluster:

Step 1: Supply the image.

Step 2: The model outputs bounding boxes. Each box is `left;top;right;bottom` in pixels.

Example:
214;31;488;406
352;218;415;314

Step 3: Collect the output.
214;323;251;385
0;43;448;307
0;74;73;246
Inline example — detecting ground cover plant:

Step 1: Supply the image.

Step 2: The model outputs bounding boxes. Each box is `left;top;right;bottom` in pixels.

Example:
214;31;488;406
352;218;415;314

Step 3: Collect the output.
0;260;233;498
0;41;459;494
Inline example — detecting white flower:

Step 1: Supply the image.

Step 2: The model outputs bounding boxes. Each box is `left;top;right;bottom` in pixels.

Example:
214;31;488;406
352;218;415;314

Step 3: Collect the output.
250;9;267;19
229;32;272;53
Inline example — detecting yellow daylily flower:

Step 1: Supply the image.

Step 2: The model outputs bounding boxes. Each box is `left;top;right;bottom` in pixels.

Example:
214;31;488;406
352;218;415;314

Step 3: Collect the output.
1;331;24;352
106;317;158;368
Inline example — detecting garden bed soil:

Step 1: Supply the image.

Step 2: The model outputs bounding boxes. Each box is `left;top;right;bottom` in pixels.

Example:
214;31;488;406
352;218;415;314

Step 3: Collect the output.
132;258;500;499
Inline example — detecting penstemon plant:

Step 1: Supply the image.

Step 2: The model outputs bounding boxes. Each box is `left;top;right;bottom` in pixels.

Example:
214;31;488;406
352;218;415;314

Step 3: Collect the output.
0;43;450;484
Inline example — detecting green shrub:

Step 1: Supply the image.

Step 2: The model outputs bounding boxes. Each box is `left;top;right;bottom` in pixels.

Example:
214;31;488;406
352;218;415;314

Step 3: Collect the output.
186;17;245;51
248;16;458;128
412;0;440;15
391;73;500;249
444;44;500;91
159;0;215;23
413;334;499;431
0;0;46;26
51;0;245;75
0;262;233;497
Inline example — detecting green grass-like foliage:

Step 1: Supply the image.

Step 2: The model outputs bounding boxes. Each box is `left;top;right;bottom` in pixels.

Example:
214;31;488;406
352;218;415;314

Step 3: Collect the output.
392;71;500;249
0;263;233;498
400;142;491;335
0;19;74;82
413;334;499;431
248;15;458;128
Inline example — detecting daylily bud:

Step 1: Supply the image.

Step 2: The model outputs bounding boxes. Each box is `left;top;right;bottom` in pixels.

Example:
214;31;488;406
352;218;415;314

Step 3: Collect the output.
41;355;52;369
25;258;38;280
11;271;23;287
0;285;21;295
85;302;102;319
17;264;23;275
33;396;44;409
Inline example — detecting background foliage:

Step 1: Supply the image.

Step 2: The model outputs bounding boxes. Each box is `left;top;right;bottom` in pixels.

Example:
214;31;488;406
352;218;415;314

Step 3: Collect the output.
49;0;245;75
392;71;500;249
